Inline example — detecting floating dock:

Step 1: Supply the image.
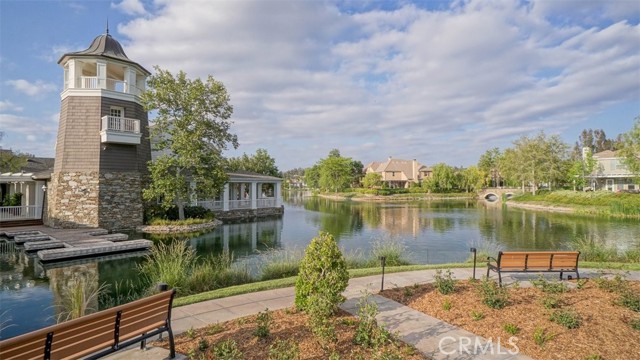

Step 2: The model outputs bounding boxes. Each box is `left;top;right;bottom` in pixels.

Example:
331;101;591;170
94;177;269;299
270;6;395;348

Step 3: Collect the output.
0;226;151;262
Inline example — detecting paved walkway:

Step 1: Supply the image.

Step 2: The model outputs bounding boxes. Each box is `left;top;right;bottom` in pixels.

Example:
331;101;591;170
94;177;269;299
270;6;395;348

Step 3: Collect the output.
108;268;639;359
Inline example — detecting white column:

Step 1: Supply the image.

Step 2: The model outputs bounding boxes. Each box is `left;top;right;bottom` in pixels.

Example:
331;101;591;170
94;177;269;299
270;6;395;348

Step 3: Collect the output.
275;182;282;207
66;59;77;89
96;60;107;89
251;182;257;209
125;67;137;94
222;183;229;211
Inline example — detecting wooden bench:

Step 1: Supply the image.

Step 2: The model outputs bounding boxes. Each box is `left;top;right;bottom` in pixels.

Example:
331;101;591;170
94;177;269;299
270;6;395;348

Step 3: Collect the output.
0;289;176;360
486;251;580;286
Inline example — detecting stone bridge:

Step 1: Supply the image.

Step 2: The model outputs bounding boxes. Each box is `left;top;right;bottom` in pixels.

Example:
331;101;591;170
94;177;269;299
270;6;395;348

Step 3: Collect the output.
477;188;522;202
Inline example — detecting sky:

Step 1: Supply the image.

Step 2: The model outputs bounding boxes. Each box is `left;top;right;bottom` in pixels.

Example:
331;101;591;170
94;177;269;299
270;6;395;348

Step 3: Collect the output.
1;0;639;171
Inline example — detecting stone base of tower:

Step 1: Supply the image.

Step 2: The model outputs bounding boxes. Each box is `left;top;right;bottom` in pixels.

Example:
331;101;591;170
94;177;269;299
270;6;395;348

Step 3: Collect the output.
46;172;144;230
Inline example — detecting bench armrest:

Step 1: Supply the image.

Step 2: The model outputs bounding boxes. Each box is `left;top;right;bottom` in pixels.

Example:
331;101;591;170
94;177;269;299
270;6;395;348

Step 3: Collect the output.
487;256;497;264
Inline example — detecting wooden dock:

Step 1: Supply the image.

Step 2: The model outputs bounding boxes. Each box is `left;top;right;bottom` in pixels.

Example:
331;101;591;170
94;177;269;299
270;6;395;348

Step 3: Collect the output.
0;225;152;262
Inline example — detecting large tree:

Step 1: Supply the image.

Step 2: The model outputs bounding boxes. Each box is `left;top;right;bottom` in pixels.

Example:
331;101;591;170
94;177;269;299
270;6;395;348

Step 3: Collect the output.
500;132;569;194
619;117;640;181
226;148;279;177
318;151;353;192
477;147;502;187
142;67;238;220
422;163;457;192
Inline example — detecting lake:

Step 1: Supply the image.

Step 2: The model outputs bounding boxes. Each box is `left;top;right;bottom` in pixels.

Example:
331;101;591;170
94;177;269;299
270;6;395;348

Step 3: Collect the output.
1;193;639;339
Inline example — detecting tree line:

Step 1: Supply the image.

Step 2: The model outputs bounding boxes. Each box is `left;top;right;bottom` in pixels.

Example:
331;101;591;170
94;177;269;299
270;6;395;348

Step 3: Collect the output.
296;119;640;194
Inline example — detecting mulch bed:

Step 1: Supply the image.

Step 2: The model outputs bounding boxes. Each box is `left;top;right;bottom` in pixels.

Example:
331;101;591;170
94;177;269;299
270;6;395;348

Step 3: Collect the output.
154;308;427;359
382;279;640;360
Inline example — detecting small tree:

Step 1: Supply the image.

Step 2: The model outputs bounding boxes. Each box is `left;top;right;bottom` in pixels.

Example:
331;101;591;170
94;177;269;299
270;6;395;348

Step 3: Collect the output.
226;148;280;177
295;232;349;312
362;172;383;189
142;67;238;220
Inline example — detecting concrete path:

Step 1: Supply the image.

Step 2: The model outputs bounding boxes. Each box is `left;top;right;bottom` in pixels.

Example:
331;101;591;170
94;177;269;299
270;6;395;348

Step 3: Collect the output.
108;268;639;359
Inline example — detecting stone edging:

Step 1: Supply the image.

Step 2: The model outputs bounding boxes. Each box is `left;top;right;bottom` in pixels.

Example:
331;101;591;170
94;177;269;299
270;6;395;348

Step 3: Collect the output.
136;219;223;234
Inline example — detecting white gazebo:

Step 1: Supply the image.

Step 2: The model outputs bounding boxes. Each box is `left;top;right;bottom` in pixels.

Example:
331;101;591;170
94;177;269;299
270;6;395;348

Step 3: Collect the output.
196;172;283;212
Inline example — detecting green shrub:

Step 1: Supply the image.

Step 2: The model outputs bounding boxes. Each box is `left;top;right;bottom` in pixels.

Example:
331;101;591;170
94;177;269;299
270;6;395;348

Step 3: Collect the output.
353;294;391;349
550;309;581;329
144;204;214;223
629;318;640;331
138;241;196;295
470;310;484;321
295;232;349;312
306;293;337;348
477;277;509;309
619;288;640;312
442;298;452;311
503;323;519;335
594;273;627;293
532;276;567;294
370;236;410;266
583;354;604;360
533;327;554;347
253;308;272;338
433;269;456;295
572;235;619;262
198;338;209;351
211;339;243;360
268;339;300;360
260;249;304;281
540;295;562;309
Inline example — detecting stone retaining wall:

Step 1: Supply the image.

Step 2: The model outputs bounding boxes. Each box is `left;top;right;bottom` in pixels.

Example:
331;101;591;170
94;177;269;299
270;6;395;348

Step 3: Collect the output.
213;206;284;221
137;219;223;234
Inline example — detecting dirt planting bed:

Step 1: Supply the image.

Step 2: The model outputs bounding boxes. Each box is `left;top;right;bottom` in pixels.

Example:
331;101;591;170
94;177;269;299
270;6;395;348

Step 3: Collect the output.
382;279;640;360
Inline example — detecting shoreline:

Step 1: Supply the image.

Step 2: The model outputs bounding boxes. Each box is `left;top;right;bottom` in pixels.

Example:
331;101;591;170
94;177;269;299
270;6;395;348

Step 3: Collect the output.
317;193;475;202
504;201;575;213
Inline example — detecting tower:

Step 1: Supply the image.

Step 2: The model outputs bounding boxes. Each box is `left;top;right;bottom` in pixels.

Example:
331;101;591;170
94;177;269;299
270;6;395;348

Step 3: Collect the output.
47;31;151;230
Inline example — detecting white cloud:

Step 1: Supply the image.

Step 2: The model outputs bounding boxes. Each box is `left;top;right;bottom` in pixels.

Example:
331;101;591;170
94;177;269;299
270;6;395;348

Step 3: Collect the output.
111;0;147;16
0;100;23;112
5;79;57;96
0;113;57;156
114;0;639;169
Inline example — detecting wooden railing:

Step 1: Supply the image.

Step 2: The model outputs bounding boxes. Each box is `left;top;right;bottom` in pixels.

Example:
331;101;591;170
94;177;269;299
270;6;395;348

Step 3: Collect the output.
101;116;140;133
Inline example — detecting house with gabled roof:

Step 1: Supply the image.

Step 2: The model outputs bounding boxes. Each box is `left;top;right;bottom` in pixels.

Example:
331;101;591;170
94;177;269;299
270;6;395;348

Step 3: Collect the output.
364;157;431;188
588;150;637;192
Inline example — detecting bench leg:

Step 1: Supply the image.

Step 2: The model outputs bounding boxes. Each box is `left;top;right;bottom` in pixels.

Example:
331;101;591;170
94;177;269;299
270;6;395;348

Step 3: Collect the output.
167;328;176;359
575;270;580;279
486;267;490;279
498;272;502;287
559;271;563;280
140;338;146;350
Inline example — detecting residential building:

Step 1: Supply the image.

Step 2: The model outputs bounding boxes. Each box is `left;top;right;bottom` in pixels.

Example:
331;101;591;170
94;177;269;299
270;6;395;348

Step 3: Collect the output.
589;150;637;191
364;157;431;188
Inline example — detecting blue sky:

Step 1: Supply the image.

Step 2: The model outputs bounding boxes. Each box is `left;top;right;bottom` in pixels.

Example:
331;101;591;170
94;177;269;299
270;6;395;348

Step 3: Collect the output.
1;0;639;170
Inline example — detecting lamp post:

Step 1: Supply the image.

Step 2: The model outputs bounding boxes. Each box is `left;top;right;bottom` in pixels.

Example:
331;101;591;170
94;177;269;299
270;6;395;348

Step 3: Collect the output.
380;256;387;291
470;247;477;280
41;185;46;220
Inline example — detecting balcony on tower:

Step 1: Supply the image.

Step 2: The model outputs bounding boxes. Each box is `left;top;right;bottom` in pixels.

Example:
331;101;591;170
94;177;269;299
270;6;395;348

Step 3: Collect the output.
100;115;141;145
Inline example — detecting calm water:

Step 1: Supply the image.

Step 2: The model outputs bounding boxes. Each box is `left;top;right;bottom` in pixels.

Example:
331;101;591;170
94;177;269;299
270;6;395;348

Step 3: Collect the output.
1;194;639;338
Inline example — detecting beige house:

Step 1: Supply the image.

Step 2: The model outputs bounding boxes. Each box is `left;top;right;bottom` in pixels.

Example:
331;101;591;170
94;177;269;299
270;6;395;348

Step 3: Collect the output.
364;157;431;188
589;150;637;191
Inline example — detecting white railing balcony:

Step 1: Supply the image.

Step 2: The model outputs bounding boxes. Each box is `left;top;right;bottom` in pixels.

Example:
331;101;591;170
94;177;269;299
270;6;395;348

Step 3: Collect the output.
197;200;223;210
100;116;142;145
0;206;41;221
72;76;142;96
257;198;276;208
